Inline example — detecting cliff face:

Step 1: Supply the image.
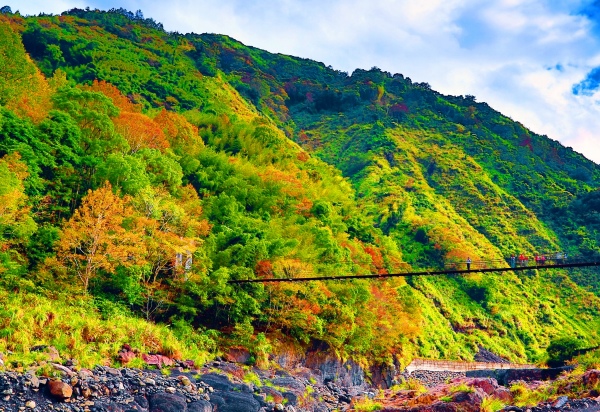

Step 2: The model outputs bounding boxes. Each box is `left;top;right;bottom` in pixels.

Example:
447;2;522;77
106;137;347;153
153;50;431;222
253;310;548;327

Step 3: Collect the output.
0;7;599;369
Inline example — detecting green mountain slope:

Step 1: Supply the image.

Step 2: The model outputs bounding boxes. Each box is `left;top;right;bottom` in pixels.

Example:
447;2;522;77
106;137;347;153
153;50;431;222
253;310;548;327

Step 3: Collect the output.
0;8;599;369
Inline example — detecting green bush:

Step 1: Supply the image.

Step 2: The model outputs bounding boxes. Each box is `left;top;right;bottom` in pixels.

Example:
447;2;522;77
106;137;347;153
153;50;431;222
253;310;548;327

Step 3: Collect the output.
547;337;582;367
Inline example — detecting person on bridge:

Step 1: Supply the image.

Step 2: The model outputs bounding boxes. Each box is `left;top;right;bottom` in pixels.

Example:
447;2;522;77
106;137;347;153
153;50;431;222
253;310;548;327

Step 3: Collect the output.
466;257;472;270
518;253;526;267
509;254;516;268
540;255;546;265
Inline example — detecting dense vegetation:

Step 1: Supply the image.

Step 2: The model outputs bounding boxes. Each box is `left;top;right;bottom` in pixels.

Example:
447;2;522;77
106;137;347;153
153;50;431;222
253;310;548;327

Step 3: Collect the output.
1;7;600;370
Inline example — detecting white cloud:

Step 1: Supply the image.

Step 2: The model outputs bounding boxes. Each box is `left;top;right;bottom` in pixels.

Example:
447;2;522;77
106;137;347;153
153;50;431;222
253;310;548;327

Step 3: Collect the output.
7;0;600;163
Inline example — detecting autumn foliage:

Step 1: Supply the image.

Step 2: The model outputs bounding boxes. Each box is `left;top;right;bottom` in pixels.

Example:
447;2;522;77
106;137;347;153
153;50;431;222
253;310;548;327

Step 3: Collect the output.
2;7;600;370
57;183;140;291
114;112;169;152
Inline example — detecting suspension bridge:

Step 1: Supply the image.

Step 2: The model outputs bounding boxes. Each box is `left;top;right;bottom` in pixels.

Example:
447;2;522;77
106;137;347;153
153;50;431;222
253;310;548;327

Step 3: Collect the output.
228;254;600;284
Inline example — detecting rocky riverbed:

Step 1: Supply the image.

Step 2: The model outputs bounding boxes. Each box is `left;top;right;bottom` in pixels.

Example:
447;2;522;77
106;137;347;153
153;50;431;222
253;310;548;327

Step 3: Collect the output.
0;344;599;412
0;358;364;412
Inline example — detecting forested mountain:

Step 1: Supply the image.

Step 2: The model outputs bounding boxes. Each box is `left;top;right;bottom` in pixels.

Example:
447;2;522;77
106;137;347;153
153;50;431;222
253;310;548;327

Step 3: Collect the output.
1;7;600;370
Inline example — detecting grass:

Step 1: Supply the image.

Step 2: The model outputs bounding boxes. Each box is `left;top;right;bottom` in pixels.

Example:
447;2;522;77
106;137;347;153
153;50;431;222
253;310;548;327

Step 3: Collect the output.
243;371;262;387
351;397;383;412
394;378;427;395
448;382;475;394
510;381;555;407
0;290;215;370
481;396;506;412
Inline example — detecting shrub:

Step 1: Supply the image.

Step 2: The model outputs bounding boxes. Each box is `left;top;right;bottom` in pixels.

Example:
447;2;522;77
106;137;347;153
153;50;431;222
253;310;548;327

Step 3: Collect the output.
481;396;506;412
547;337;582;367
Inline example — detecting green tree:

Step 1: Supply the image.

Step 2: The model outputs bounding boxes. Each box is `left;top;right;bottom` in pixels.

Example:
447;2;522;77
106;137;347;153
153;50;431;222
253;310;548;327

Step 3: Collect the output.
546;337;582;367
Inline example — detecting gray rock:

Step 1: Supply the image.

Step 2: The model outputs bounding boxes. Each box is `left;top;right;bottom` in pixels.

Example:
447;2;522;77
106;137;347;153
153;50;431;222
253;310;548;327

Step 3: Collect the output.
553;396;569;409
188;400;213;412
149;392;187;412
210;392;261;412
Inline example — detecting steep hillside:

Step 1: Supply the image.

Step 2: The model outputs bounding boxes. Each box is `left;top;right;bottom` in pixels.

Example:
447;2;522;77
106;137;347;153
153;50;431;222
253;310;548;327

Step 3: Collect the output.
0;8;599;370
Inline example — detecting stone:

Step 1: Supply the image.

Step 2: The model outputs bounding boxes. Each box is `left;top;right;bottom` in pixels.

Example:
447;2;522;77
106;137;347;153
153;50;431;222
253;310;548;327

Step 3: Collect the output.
165;387;176;394
51;363;76;377
49;380;73;399
78;369;94;380
178;376;192;386
118;350;136;364
225;348;251;364
105;367;122;376
27;374;40;389
144;378;156;386
553;396;569;409
187;400;212;412
25;400;36;409
149;392;187;412
209;392;261;412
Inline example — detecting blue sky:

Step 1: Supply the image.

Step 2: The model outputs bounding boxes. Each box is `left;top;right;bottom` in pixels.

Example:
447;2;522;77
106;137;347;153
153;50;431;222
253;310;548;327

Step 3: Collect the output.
8;0;600;163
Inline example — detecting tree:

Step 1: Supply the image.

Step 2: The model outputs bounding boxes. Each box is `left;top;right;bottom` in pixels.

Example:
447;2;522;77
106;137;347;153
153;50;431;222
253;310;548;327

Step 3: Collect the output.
114;112;169;153
0;153;37;275
57;183;141;291
129;186;209;319
0;19;51;122
546;337;582;367
52;87;123;154
84;80;140;112
154;109;202;156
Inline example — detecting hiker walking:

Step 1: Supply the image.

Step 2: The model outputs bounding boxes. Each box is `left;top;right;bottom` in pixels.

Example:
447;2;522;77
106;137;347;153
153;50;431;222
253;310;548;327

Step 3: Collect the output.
509;254;516;268
466;257;472;270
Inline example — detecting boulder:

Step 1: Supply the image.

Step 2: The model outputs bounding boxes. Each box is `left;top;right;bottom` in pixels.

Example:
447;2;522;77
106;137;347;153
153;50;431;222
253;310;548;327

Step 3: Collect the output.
90;401;128;411
209;392;261;412
118;350;136;364
49;380;73;399
583;370;600;387
199;373;251;392
225;348;251;364
188;400;213;412
149;392;187;412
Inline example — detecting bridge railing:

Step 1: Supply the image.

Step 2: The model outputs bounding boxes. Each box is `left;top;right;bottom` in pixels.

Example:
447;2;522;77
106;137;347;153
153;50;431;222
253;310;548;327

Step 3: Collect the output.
444;252;573;271
405;358;536;373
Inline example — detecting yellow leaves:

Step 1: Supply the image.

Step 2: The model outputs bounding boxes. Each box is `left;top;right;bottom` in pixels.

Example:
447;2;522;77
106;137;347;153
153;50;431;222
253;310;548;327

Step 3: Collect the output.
57;182;140;291
0;19;51;123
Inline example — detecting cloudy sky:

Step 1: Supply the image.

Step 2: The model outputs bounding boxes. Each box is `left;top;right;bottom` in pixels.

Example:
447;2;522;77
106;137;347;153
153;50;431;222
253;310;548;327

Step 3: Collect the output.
8;0;600;163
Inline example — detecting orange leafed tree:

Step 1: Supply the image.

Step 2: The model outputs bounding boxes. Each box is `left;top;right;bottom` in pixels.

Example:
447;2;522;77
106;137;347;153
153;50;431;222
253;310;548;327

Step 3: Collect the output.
84;80;140;112
114;112;169;153
153;109;202;155
57;183;142;291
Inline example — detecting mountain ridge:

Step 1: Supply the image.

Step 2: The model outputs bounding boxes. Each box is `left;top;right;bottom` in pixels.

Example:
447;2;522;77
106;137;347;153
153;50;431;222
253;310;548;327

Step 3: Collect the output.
0;7;599;372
